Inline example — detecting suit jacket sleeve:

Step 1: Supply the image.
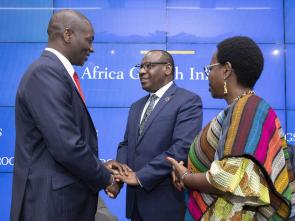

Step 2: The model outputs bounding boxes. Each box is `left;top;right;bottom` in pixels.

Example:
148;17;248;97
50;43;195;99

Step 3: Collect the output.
136;95;202;191
23;65;111;192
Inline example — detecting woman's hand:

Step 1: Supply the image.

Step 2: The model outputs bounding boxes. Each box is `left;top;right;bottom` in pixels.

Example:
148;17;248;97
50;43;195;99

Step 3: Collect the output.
167;157;188;191
167;157;220;194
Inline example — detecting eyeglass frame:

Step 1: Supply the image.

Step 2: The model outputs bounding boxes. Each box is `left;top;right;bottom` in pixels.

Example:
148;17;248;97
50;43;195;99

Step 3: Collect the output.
134;62;170;72
203;63;220;77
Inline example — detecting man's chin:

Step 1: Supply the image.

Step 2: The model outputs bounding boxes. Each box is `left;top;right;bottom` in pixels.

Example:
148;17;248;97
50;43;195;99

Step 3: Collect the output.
141;85;151;92
75;61;85;66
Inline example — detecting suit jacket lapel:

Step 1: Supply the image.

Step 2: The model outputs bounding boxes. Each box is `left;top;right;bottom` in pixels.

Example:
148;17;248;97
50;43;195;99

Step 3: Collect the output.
42;51;87;108
42;50;97;134
66;75;97;133
136;84;177;145
70;77;87;108
133;96;149;141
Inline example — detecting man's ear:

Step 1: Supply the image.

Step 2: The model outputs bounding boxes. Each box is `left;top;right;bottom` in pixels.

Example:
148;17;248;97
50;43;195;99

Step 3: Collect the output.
63;28;72;44
165;63;173;76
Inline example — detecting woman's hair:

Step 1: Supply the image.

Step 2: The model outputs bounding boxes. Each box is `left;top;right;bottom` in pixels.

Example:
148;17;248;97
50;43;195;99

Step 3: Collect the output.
217;36;264;89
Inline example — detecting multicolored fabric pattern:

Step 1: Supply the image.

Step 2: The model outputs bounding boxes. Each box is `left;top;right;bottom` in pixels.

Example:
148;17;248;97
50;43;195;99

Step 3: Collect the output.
186;94;295;220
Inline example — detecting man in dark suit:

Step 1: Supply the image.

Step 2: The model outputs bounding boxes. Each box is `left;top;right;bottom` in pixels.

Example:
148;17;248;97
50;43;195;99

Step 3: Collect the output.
115;50;203;221
10;9;125;221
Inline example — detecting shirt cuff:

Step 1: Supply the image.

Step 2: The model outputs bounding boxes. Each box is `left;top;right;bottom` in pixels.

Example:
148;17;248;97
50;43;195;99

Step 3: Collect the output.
136;174;143;187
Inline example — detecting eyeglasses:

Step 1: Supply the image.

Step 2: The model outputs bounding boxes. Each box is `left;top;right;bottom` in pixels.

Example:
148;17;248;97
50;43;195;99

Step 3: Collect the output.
134;62;169;72
203;63;220;77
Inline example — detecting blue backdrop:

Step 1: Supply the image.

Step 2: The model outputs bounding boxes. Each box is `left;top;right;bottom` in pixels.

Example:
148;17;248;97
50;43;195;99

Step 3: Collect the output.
0;0;294;220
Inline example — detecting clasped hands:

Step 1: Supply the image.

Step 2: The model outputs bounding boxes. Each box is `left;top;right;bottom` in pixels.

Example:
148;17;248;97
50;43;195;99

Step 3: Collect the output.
104;157;189;198
166;157;189;191
103;160;139;199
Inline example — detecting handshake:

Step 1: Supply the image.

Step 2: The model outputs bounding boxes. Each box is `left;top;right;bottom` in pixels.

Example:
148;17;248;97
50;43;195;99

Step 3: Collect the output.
103;160;139;199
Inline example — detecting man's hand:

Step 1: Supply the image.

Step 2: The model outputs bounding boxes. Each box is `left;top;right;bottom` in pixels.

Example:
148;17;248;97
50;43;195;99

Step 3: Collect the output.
114;171;139;186
104;160;132;176
105;179;122;199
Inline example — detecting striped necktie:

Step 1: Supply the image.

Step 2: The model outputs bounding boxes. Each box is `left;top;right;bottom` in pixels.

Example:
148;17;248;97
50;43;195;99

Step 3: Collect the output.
139;94;158;136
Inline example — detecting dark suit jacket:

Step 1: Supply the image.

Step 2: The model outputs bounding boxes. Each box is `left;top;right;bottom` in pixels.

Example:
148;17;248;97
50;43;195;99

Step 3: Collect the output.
117;83;202;221
10;50;111;221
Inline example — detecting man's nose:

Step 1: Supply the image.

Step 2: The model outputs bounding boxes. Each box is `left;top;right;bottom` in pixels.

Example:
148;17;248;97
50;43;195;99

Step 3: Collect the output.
89;47;94;53
139;68;146;76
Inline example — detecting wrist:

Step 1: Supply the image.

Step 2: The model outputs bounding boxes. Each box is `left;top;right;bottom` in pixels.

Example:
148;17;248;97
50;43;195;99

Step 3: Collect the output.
180;171;190;182
109;175;115;186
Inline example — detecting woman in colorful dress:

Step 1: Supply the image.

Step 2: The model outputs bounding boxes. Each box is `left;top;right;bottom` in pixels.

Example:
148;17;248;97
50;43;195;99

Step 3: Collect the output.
167;36;295;220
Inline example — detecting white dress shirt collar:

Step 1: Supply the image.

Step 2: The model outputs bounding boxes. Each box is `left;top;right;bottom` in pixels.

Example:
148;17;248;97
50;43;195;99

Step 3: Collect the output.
140;81;174;123
151;81;173;99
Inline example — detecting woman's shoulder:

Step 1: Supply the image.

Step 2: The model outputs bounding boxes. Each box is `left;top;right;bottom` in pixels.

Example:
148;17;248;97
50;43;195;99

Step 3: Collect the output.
235;94;273;112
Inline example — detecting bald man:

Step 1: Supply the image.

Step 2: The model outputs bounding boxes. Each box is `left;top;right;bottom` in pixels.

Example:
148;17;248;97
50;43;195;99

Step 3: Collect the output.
10;10;124;221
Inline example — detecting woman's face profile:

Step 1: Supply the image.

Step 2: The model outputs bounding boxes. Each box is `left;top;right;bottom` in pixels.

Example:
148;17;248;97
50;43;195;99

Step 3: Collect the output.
208;52;225;99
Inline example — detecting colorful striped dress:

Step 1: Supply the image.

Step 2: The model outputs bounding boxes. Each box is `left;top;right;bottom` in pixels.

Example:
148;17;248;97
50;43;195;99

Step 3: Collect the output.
186;94;295;220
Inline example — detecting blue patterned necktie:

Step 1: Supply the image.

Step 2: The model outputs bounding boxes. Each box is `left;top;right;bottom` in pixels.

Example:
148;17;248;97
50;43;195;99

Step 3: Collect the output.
139;94;158;136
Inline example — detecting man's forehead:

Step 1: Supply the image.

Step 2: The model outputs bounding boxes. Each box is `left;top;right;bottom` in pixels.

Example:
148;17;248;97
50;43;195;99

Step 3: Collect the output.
142;51;162;62
75;24;94;39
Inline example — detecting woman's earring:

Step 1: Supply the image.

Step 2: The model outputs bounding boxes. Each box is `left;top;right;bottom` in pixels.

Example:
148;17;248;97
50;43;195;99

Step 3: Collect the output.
224;80;228;95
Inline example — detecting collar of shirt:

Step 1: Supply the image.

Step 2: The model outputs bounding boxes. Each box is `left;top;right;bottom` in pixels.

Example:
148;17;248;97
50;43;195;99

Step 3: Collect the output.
45;48;77;87
140;81;173;123
151;81;173;99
